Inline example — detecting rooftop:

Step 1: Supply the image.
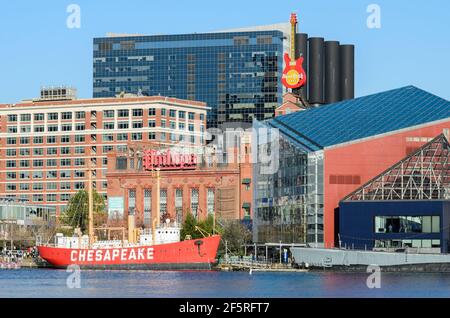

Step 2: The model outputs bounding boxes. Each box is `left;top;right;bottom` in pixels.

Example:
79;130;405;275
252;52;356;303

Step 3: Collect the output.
0;96;208;109
269;86;450;151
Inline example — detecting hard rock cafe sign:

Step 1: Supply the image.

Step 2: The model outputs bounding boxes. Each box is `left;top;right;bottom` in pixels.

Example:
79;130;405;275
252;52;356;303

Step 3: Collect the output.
142;149;197;171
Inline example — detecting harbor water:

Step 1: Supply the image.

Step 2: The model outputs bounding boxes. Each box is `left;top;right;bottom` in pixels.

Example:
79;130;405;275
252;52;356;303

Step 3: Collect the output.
1;269;450;298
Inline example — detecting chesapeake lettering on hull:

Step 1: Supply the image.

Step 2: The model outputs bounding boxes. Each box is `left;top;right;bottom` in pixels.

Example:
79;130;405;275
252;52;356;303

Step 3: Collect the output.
70;247;154;263
143;149;197;171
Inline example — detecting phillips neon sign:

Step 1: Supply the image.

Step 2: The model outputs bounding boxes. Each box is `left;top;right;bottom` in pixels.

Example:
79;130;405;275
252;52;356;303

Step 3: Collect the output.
142;149;197;171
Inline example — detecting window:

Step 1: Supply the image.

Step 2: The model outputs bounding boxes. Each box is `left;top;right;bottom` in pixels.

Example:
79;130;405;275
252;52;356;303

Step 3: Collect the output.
48;124;58;132
6;149;16;157
116;157;127;170
74;158;85;166
161;132;166;141
60;182;71;190
148;132;156;140
76;123;85;131
7;138;17;145
179;123;185;130
103;134;114;142
169;109;176;118
188;112;195;120
33;160;44;167
128;189;136;214
74;182;85;190
20;184;30;191
148;120;156;128
33;171;43;179
61;124;72;132
47;182;57;190
148;108;156;116
60;171;71;178
190;188;199;218
200;114;205;121
47;136;57;144
7;115;17;122
6;184;17;191
19;160;29;168
75;111;85;119
132;121;143;129
161;108;166;116
33;194;44;202
6;160;16;168
175;189;183;224
20;114;31;122
170;121;176;130
61;194;71;202
47;148;57;155
61;112;72;120
160;189;167;215
33;136;43;144
118;121;129;129
207;189;215;215
61;136;70;143
144;189;152;226
6;172;16;180
61;147;70;155
20;137;29;144
75;135;85;142
179;111;186;119
104;122;115;130
60;159;71;166
19;172;30;179
102;145;113;153
33;148;43;156
375;216;441;234
47;170;57;178
188;124;194;132
20;125;31;133
33;113;44;121
132;109;143;117
7;126;17;133
34;125;44;133
75;146;85;154
103;110;115;118
117;133;128;141
48;113;58;120
118;109;129;117
47;194;57;202
132;133;142;141
74;170;85;178
33;183;43;191
47;159;57;167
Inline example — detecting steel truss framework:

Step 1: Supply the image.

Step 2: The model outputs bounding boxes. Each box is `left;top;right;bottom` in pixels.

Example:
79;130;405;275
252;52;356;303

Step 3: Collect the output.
344;134;450;201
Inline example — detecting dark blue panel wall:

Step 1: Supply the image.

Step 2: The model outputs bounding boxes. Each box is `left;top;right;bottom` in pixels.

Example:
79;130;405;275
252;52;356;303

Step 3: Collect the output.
338;201;450;252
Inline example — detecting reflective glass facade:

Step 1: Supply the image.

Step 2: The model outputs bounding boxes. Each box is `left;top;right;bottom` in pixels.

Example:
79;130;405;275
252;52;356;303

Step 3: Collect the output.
93;31;284;127
252;121;324;244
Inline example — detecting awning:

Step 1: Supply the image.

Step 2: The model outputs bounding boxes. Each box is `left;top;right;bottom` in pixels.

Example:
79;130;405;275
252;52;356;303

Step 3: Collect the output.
242;202;251;209
242;178;251;184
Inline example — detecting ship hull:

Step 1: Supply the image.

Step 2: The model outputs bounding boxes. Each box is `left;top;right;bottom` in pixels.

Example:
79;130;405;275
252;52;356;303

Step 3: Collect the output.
37;235;221;270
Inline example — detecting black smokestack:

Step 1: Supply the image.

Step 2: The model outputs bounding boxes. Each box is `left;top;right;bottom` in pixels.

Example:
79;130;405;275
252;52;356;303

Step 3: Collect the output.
308;37;324;104
340;44;355;100
324;41;340;104
294;33;308;100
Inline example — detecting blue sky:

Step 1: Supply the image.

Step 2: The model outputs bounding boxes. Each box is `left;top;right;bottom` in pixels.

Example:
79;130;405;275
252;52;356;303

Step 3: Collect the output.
0;0;449;103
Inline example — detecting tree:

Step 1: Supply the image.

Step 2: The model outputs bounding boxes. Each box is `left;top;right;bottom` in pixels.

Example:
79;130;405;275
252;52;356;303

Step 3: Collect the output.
60;189;107;234
180;211;200;240
218;220;252;256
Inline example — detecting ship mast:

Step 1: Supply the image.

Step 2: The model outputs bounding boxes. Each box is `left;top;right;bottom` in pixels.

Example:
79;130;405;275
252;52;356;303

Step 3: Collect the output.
88;162;94;247
152;167;161;246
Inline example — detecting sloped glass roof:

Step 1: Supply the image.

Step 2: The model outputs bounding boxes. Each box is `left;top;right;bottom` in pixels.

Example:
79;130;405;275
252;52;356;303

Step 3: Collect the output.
270;86;450;148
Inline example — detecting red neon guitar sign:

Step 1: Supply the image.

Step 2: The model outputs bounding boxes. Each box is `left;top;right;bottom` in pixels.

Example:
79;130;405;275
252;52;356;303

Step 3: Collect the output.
281;13;307;89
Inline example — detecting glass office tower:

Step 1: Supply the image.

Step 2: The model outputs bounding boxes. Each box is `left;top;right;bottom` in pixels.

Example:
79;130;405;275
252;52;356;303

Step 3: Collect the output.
93;29;285;127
